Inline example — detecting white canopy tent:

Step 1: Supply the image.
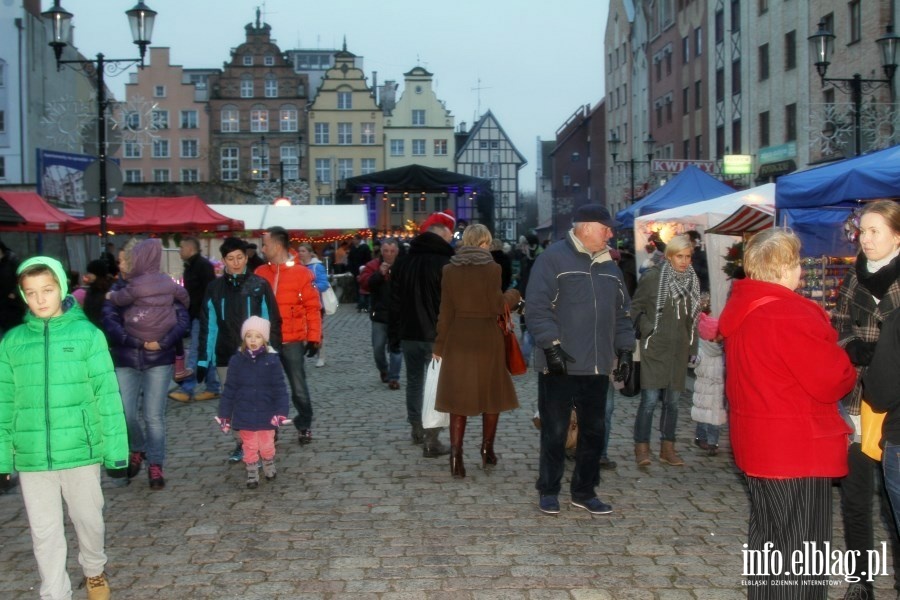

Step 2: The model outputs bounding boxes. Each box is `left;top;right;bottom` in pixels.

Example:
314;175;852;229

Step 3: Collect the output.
632;183;776;315
206;204;369;231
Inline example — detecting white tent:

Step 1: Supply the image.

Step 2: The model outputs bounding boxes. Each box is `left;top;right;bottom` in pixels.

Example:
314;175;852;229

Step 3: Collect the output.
633;183;776;315
207;204;369;231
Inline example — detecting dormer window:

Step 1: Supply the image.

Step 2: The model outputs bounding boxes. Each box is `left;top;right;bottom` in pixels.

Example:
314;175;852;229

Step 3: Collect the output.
243;55;253;66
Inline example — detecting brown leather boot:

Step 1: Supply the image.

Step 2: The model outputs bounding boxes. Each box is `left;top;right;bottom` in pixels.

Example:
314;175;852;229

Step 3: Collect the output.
634;443;651;466
449;414;467;478
481;413;499;468
660;440;685;466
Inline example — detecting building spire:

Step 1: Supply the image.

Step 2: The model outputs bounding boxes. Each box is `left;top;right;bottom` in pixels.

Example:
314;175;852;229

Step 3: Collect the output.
342;36;347;52
255;6;261;28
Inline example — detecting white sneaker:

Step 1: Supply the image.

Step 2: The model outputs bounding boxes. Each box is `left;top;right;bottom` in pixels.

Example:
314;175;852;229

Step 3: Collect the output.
316;357;325;367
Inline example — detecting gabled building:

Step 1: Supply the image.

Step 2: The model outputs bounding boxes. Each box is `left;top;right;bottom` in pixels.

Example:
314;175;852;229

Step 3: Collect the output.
454;111;526;241
286;48;364;101
307;42;382;205
384;67;454;171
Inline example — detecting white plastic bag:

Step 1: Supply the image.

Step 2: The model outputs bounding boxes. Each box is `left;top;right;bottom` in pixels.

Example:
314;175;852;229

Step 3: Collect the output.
321;287;339;315
422;358;449;429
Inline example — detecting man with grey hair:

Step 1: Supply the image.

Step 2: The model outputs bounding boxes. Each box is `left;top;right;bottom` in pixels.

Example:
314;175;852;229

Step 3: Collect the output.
525;204;635;515
359;238;402;389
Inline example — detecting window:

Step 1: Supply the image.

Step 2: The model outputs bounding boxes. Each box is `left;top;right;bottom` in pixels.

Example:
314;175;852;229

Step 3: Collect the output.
784;30;796;71
695;135;703;159
759;111;770;147
412;110;425;126
221;147;239;181
413;197;426;213
716;125;725;158
251;144;269;180
759;44;769;80
151;110;169;129
125;112;140;130
785;103;797;142
315;158;331;183
732;59;741;95
390;139;404;156
316;196;333;206
759;0;768;14
274;108;295;132
240;78;253;98
180;110;198;129
656;104;663;127
337;91;352;110
152;169;170;182
250;109;269;133
695;27;703;56
666;99;673;123
360;158;376;175
264;77;278;98
732;118;742;154
338;122;352;145
655;58;662;82
849;1;861;43
337;158;353;181
153;85;165;98
181;139;199;158
731;0;741;32
221;108;239;132
434;139;448;155
412;139;426;156
682;87;690;115
243;55;253;66
682;36;690;63
264;54;275;66
716;68;725;103
152;139;169;158
314;122;330;144
124;140;141;158
715;9;724;44
360;122;375;145
683;139;690;158
280;145;299;180
695;80;702;109
665;51;672;75
125;169;142;183
180;169;199;182
0;63;4;87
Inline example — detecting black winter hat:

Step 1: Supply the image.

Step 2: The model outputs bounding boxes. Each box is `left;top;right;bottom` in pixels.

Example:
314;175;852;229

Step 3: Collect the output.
86;259;109;279
220;237;248;258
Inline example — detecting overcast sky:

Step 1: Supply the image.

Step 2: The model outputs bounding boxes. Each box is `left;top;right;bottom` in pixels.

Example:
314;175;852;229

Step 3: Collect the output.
56;0;609;192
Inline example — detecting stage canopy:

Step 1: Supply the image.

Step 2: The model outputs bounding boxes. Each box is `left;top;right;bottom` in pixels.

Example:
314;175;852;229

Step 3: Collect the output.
616;165;733;227
69;196;243;234
0;191;80;232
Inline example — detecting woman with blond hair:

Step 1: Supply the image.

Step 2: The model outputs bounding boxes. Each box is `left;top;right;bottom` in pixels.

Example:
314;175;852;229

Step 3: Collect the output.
433;224;521;478
719;228;855;596
631;234;699;467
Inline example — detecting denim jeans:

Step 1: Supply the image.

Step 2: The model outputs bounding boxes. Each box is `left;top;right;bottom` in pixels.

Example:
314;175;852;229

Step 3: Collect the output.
694;422;720;446
116;364;173;465
884;442;900;537
600;384;615;460
402;340;433;425
371;321;402;381
280;342;312;431
536;373;608;501
634;387;679;443
177;318;220;395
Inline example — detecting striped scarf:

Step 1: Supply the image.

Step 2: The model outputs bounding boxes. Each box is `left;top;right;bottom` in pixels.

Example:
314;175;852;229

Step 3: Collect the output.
645;261;701;347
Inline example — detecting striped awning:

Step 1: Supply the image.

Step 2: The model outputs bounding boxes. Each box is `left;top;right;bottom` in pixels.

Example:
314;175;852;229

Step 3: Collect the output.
706;204;775;235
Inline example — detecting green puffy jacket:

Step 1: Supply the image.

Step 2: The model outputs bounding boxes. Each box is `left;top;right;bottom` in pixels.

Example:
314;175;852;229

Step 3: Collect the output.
0;298;128;473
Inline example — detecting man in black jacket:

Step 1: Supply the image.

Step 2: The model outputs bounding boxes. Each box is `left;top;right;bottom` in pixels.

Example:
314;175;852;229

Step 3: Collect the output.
389;211;455;457
359;238;402;389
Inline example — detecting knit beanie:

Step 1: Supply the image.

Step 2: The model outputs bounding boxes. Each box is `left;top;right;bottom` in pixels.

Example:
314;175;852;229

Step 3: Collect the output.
240;316;271;342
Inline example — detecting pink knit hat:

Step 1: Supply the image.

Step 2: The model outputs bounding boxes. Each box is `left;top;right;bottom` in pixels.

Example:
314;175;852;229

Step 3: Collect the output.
240;316;271;342
697;313;720;341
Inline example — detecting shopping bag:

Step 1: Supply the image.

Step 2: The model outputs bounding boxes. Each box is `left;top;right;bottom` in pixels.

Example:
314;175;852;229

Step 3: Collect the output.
861;399;885;461
321;287;339;315
422;358;449;429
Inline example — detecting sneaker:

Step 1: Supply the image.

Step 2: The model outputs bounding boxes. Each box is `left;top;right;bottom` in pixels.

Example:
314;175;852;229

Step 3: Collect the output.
298;429;312;445
193;390;219;402
262;459;276;481
388;380;400;390
598;457;617;470
127;451;145;479
315;357;325;367
148;464;165;490
228;443;244;463
539;495;560;515
571;497;613;515
168;391;190;403
82;572;110;600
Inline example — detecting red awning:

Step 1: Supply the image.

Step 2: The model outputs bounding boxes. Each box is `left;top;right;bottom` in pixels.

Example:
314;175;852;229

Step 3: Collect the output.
0;191;80;232
705;204;775;236
69;196;244;234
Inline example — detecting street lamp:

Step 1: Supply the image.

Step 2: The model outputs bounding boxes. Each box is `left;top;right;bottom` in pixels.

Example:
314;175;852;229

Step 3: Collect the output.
42;0;157;253
255;135;304;204
608;133;656;203
808;18;899;156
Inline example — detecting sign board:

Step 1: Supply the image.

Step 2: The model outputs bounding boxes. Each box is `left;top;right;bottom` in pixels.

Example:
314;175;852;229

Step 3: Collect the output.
758;142;798;165
651;159;718;174
36;149;121;218
83;159;124;203
722;154;753;175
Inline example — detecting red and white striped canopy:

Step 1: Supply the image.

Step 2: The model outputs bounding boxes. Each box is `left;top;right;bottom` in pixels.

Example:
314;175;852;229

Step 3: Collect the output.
705;203;775;236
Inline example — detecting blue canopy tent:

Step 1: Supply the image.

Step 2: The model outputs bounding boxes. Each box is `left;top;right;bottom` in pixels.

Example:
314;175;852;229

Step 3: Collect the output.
775;144;900;256
616;165;733;227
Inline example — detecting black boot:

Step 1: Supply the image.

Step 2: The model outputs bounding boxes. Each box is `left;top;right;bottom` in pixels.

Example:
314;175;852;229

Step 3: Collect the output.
450;414;467;478
410;421;424;445
422;427;450;457
481;413;499;468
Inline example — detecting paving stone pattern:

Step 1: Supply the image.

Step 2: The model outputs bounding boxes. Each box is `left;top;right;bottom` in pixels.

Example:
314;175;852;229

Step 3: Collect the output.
0;306;894;598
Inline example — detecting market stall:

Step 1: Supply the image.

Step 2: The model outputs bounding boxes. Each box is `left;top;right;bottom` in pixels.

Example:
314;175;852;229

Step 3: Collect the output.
69;196;244;235
616;165;734;227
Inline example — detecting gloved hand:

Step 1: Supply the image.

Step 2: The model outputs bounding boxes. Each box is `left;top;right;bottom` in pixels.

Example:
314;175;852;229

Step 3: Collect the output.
305;342;320;358
195;366;207;384
0;473;16;494
270;415;292;427
214;416;231;434
688;354;701;369
845;339;877;366
106;467;128;479
543;344;575;376
612;350;633;383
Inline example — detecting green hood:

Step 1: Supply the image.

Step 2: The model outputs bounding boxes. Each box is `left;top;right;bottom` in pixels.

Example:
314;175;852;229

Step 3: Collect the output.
16;256;69;300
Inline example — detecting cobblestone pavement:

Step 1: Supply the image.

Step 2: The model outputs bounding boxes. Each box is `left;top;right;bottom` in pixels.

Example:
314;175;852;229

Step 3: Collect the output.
0;306;896;599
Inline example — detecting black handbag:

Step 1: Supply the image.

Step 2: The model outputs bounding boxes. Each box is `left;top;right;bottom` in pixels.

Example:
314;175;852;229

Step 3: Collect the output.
620;361;640;397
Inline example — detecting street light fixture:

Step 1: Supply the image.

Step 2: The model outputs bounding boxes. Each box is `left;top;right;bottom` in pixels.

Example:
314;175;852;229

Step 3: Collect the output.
254;135;304;204
808;18;899;156
608;133;656;204
42;0;157;253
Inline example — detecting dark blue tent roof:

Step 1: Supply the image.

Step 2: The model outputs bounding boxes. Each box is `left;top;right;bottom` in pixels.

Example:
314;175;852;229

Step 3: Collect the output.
616;165;733;227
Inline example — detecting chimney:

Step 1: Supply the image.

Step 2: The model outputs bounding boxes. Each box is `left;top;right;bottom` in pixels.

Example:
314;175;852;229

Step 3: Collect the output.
372;70;378;104
459;122;468;134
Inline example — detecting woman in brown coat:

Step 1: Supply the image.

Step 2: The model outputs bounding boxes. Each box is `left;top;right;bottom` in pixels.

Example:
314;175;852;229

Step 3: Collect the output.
433;224;521;478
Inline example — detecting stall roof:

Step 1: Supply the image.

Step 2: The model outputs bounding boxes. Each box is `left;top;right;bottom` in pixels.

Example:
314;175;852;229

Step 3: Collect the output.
0;191;80;232
634;183;775;228
616;165;734;227
705;204;775;235
69;196;243;234
207;204;369;231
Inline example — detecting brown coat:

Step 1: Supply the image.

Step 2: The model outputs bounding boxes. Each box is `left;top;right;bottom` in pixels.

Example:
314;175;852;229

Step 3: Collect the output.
433;258;520;416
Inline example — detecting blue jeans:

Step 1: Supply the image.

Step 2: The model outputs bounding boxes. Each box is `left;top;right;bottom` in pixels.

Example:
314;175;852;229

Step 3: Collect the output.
883;442;900;537
371;321;402;381
280;342;312;430
177;318;220;395
536;373;608;501
116;364;173;465
402;340;433;425
634;387;679;443
600;384;615;460
694;422;720;446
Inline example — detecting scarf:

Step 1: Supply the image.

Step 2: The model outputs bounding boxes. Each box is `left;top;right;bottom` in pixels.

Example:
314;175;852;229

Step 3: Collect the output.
645;261;701;348
449;246;495;266
856;251;900;300
246;346;267;360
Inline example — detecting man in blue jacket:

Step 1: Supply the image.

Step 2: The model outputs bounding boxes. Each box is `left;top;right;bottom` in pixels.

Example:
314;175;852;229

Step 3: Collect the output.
525;204;635;516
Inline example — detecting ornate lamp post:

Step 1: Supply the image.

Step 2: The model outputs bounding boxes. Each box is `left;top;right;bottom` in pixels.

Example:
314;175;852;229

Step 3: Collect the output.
808;18;899;156
42;0;157;253
608;133;656;204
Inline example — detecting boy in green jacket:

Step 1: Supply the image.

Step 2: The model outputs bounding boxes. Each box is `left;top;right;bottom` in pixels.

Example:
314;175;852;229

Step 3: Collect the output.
0;256;128;600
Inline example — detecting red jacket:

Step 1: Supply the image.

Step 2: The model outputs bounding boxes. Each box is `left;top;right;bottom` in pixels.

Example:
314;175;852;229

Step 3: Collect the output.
254;260;321;344
718;278;855;479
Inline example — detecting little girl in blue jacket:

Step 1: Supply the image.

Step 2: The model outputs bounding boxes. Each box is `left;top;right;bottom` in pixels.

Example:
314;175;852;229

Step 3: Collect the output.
217;316;289;488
